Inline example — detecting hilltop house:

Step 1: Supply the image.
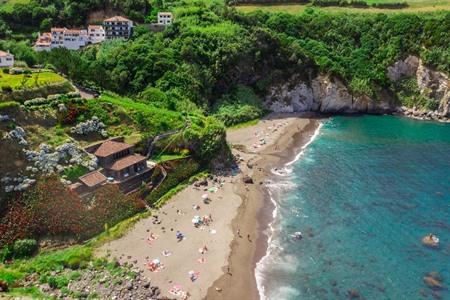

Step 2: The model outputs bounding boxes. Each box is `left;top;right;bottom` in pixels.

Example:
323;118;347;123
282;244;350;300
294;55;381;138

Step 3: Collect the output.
103;16;133;40
157;12;173;26
70;139;154;195
0;50;14;67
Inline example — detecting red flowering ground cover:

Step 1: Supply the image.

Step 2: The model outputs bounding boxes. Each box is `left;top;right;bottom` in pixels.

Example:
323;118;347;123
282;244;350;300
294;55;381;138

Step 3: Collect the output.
0;176;145;247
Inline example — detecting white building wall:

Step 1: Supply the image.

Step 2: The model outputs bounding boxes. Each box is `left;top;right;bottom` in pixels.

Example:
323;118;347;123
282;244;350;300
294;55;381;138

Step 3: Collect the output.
0;54;14;67
88;27;105;44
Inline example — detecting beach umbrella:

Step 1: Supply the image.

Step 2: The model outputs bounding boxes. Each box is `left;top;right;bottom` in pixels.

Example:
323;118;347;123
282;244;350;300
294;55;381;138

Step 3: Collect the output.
202;193;209;199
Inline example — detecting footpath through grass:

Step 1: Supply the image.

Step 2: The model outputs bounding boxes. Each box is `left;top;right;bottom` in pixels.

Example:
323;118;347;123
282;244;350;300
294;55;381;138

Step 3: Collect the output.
0;71;66;90
235;0;450;14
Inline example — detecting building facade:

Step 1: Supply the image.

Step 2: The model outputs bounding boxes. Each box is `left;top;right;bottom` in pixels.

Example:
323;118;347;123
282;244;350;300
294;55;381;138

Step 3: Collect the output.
157;12;173;26
103;16;133;40
0;50;14;67
35;28;89;51
70;139;153;195
88;25;106;44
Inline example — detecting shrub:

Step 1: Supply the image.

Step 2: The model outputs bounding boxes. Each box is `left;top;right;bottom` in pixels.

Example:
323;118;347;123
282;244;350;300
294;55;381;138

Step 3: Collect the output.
146;159;200;205
1;85;12;93
2;68;9;74
12;239;38;259
0;245;13;263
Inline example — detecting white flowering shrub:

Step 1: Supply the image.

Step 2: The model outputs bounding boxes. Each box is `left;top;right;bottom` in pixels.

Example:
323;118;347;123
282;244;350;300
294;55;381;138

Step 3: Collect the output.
0;115;10;122
4;126;27;146
23;142;98;174
70;116;108;137
24;97;50;107
1;176;36;192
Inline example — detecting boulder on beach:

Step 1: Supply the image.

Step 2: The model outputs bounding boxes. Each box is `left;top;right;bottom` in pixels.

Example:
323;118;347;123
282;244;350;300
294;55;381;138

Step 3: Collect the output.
0;281;8;293
243;175;254;184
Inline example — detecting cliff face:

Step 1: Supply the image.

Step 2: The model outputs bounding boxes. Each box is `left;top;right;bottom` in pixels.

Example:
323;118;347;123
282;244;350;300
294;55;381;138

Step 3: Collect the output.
265;55;449;118
265;75;395;114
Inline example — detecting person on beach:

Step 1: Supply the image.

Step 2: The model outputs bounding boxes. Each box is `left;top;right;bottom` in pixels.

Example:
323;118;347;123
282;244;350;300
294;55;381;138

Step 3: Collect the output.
237;229;241;238
176;231;184;242
247;234;252;242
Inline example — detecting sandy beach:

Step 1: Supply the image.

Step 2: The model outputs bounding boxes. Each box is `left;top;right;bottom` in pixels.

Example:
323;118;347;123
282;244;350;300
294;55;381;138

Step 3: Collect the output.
96;113;321;300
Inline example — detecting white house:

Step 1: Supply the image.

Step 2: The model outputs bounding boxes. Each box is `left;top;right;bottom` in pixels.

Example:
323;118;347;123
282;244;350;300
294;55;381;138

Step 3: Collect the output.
157;12;173;26
0;50;14;67
88;25;105;44
35;27;90;51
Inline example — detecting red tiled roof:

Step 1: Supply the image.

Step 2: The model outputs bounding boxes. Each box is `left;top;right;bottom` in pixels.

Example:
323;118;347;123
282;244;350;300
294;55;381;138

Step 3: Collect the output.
79;171;107;187
51;27;66;32
94;140;132;157
110;154;146;171
0;50;12;57
65;29;82;34
104;16;131;22
88;25;103;29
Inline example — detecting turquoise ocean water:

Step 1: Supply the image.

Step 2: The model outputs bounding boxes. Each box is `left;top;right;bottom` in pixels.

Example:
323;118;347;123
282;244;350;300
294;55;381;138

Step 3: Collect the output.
256;115;450;300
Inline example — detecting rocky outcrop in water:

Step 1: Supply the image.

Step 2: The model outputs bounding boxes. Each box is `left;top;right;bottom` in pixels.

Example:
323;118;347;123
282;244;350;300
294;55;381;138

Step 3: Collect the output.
265;55;449;120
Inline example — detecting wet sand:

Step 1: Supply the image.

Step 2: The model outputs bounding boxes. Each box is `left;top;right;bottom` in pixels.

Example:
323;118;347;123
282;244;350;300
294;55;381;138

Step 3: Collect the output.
206;113;321;300
96;113;321;300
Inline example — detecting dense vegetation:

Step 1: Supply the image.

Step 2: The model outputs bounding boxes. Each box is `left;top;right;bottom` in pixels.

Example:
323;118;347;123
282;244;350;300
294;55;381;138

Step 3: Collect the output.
0;0;150;34
25;2;447;104
227;0;408;10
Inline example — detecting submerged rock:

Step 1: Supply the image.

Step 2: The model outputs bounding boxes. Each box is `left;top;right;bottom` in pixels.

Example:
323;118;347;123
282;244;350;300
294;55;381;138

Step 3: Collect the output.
347;288;361;299
422;234;439;248
423;272;444;290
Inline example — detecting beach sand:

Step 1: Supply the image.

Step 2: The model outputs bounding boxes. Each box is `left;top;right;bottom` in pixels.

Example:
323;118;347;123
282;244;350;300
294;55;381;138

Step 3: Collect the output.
96;113;321;300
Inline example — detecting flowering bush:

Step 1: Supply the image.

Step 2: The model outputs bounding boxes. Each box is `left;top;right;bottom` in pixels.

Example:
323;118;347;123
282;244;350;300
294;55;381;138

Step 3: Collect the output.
70;116;107;137
0;177;145;248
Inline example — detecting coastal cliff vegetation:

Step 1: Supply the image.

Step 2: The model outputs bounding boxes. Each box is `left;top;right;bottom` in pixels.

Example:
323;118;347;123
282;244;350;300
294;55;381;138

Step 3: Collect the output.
0;0;449;297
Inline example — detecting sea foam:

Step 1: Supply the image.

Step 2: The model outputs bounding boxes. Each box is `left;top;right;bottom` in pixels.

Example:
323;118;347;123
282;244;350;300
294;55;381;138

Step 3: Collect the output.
255;122;323;300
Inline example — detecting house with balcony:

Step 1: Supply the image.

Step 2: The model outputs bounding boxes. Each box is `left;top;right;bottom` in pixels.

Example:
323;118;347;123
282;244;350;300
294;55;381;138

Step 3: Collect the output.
103;16;133;40
70;138;155;195
0;50;14;67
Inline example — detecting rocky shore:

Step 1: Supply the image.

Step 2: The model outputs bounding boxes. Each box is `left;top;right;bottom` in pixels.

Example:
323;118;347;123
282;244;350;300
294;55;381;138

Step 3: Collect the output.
22;260;168;300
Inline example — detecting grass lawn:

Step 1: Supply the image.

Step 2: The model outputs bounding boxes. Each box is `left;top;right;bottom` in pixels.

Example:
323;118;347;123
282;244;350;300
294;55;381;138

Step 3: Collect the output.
235;0;450;14
0;0;29;12
153;153;188;163
0;71;67;90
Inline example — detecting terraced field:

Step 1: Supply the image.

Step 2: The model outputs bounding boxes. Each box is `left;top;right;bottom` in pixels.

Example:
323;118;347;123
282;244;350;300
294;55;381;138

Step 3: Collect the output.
235;0;450;14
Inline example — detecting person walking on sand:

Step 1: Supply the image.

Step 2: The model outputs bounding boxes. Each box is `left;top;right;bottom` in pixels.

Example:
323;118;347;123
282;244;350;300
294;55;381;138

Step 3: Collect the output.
237;229;241;238
247;234;252;242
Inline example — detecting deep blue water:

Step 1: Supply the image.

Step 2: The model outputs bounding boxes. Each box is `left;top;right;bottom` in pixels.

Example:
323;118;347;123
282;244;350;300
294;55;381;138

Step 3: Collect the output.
256;115;450;300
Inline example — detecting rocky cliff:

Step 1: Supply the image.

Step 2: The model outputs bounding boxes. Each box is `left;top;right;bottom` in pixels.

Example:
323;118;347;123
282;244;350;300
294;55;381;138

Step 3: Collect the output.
265;55;449;120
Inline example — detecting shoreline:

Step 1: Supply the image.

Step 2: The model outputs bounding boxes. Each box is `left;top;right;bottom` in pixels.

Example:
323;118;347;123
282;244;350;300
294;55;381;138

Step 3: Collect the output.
95;113;322;300
206;113;323;300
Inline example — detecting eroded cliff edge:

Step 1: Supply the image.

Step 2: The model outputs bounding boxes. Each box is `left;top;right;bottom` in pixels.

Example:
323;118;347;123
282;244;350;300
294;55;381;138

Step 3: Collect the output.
265;55;449;121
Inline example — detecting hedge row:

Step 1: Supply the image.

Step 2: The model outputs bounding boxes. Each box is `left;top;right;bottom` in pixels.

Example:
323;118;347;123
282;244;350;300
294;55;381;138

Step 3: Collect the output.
227;0;408;9
0;82;75;102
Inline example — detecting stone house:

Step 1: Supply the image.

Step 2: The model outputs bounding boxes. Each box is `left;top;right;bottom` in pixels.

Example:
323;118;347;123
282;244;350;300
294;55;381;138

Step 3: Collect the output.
71;139;154;195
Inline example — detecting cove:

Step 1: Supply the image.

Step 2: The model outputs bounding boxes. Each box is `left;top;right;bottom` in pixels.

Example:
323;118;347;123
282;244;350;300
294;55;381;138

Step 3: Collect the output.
257;115;450;300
